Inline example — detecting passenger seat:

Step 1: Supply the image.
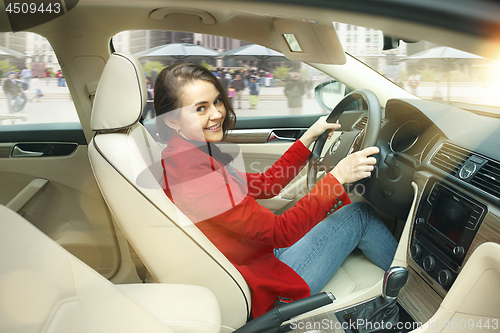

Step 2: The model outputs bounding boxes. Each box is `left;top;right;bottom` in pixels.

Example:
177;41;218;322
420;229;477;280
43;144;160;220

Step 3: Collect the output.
0;204;221;333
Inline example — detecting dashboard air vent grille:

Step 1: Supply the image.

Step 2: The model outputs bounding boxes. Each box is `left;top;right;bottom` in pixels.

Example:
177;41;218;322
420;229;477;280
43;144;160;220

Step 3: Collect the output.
470;160;500;198
353;116;368;131
430;143;470;176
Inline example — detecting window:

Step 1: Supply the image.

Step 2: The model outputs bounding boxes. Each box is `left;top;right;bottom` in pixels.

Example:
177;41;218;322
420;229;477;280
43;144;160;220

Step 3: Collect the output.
0;32;79;126
113;31;339;119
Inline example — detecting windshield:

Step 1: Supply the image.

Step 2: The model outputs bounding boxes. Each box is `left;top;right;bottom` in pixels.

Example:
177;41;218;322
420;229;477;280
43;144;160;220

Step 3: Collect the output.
334;23;500;109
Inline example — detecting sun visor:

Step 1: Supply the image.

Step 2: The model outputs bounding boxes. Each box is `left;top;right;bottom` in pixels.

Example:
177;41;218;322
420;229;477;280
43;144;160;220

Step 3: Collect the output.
271;18;346;65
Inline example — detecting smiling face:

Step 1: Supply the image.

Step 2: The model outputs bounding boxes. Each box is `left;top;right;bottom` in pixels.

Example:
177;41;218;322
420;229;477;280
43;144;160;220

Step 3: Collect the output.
166;80;226;142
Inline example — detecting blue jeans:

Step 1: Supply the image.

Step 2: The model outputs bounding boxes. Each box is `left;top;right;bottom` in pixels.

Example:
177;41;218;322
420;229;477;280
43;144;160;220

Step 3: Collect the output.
6;93;17;112
274;201;397;294
16;93;27;111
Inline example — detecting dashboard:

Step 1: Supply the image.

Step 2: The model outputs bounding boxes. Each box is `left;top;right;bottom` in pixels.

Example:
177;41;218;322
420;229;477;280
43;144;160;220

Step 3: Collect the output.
352;97;500;315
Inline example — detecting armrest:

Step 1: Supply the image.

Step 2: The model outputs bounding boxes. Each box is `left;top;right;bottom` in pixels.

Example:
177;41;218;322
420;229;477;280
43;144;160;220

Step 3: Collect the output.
116;283;220;333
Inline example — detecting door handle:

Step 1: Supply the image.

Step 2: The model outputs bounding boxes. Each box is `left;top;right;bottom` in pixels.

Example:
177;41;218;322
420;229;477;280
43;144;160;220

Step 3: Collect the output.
12;146;44;157
268;131;296;142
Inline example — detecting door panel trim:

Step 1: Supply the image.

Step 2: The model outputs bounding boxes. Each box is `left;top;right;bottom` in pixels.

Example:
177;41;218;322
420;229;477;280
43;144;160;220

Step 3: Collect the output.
6;178;48;212
0;123;87;145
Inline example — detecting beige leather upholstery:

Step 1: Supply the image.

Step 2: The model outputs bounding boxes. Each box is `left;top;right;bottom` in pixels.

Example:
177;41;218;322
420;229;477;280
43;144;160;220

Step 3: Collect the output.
321;249;384;298
91;53;146;131
88;53;250;331
116;284;221;333
0;204;220;333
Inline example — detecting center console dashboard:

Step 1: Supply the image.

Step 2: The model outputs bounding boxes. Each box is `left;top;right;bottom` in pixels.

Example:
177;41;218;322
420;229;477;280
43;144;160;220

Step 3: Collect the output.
409;177;487;295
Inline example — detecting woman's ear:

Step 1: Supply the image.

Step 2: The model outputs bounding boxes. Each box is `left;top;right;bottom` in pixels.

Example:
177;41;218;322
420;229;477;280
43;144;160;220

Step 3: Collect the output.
163;114;178;131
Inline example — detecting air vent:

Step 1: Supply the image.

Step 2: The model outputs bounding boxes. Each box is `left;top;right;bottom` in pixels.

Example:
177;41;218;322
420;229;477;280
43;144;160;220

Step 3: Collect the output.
353;116;367;130
471;160;500;198
430;143;471;176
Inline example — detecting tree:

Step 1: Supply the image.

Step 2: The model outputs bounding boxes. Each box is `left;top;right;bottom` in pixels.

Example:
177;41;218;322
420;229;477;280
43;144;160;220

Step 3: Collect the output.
273;66;292;80
142;61;165;77
0;60;16;77
201;60;215;71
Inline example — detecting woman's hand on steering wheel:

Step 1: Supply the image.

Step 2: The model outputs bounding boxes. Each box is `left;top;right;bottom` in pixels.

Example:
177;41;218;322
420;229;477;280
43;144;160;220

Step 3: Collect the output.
299;116;341;149
330;146;379;185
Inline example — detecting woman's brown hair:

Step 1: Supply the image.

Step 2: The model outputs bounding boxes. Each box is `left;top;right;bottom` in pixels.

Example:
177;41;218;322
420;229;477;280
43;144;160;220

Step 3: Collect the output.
154;63;236;142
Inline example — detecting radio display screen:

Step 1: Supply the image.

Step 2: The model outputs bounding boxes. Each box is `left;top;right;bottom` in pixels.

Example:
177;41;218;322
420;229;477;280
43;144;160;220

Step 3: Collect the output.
427;190;473;244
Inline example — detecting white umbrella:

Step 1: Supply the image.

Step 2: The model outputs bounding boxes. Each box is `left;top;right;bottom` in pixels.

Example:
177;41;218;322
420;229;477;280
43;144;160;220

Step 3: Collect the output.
399;46;491;100
134;43;220;61
0;45;26;58
399;46;484;64
219;44;287;61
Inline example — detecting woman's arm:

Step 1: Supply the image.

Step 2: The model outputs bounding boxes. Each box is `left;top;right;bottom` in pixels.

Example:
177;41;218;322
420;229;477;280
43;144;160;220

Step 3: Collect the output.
209;173;351;248
211;148;379;248
166;144;378;248
244;117;341;199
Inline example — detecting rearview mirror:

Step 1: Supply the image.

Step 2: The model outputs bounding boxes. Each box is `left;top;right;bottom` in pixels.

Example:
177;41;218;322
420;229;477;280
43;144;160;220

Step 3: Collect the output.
314;80;348;110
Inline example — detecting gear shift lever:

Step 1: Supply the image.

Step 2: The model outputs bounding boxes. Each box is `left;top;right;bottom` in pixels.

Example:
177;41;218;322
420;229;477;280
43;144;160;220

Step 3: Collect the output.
383;266;409;299
353;267;409;333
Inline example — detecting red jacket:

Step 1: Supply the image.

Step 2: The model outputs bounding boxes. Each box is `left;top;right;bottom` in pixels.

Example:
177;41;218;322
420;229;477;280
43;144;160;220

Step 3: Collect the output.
161;133;351;318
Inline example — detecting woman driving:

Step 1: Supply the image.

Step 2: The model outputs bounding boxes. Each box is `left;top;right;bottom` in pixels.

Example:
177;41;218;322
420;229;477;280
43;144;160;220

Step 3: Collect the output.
154;63;397;318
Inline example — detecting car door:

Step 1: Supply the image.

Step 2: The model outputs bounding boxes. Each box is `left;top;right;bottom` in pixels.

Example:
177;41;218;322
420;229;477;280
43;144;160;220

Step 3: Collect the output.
0;33;121;279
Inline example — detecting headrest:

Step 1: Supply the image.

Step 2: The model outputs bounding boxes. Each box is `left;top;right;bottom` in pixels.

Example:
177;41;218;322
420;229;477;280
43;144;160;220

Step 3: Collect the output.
91;53;147;131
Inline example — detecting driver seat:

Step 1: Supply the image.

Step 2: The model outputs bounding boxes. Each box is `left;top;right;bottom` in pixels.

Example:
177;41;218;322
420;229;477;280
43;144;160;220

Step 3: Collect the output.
87;53;386;330
88;53;250;330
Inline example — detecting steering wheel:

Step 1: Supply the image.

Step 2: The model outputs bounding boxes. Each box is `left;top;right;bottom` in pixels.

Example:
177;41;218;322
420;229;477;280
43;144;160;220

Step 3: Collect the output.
307;89;382;191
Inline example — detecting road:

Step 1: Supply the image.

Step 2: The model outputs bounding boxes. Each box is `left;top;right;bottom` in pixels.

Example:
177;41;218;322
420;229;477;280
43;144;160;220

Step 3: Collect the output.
1;80;499;125
0;83;327;125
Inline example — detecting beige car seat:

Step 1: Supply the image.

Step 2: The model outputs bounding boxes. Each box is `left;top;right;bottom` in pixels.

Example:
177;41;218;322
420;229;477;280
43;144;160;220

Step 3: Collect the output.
87;53;251;331
0;204;221;333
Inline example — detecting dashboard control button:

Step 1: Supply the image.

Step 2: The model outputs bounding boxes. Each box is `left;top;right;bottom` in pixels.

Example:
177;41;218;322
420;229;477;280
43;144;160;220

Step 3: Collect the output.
423;256;436;272
453;246;465;258
438;269;454;288
416;217;425;225
410;244;422;259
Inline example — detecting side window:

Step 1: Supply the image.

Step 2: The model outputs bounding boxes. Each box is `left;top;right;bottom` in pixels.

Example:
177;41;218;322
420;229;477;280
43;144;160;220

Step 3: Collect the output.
1;32;79;126
113;31;343;119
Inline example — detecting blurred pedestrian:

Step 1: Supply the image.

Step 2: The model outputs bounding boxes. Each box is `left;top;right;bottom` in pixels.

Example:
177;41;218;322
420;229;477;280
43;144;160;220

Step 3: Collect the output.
218;70;229;93
249;76;260;109
3;72;21;112
305;75;313;98
141;76;155;121
44;68;51;85
284;72;305;114
228;85;235;106
56;70;65;87
30;76;43;102
15;74;28;111
20;67;32;85
151;67;158;83
231;74;245;109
